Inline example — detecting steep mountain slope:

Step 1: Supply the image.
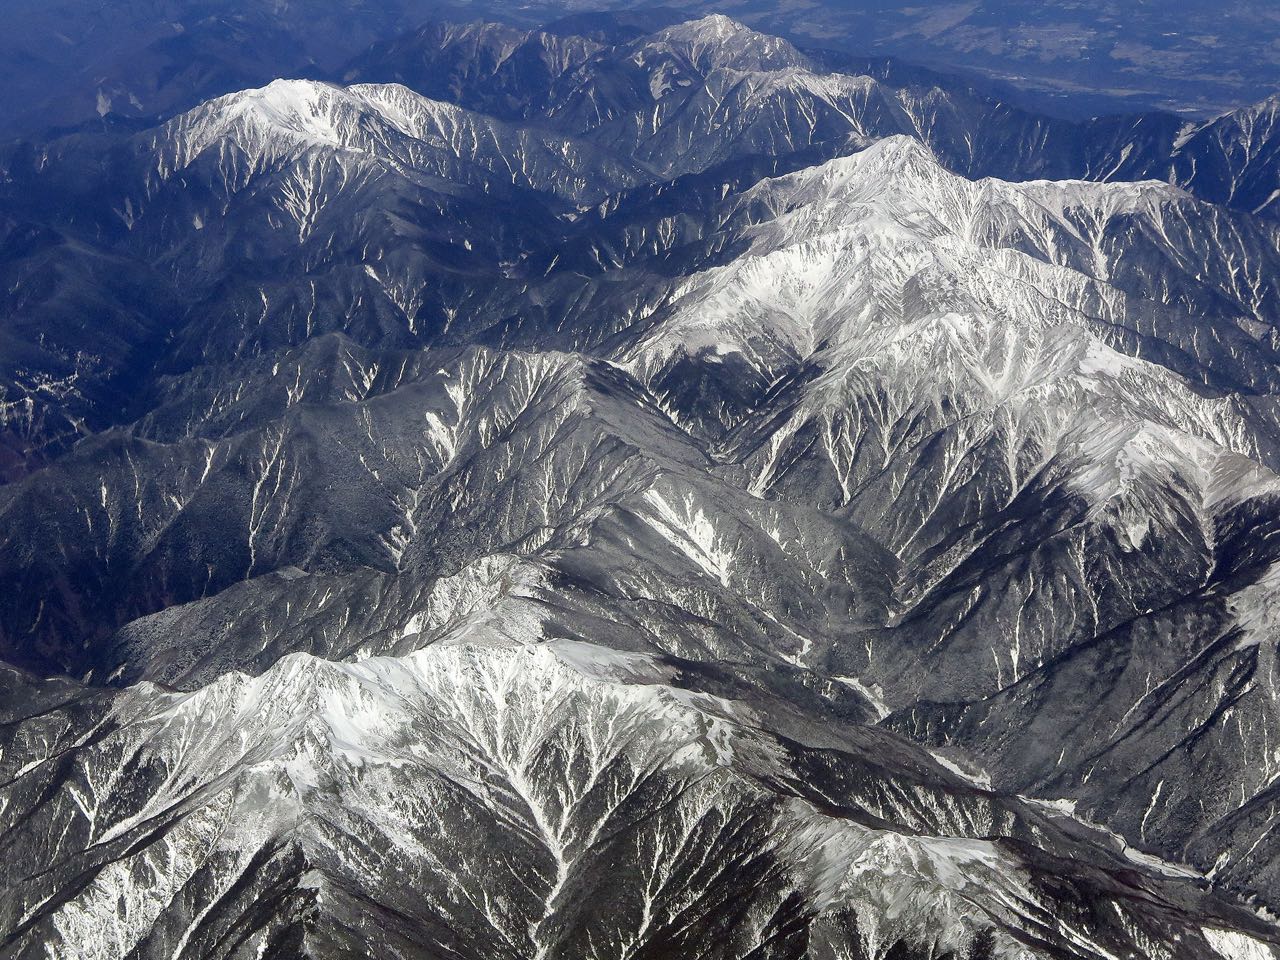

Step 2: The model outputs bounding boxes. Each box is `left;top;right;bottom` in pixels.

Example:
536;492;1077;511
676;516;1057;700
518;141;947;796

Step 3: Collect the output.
2;15;1280;960
0;74;647;471
1168;95;1280;218
603;137;1280;911
5;638;1277;960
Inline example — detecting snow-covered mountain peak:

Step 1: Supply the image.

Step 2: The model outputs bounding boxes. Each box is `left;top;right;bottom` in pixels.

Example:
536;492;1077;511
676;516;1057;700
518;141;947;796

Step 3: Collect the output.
743;135;1184;232
621;132;1278;490
149;77;403;176
752;135;941;200
658;14;769;45
163;78;486;155
141;76;647;208
638;14;811;75
204;78;374;147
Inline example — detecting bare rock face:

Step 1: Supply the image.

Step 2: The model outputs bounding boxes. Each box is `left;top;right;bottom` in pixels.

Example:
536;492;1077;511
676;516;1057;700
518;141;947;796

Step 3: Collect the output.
2;15;1280;960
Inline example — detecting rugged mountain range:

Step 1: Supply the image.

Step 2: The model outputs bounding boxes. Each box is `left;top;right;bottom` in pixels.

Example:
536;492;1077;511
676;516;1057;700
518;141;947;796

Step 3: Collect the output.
2;13;1280;960
585;0;1280;118
340;17;1280;217
5;0;1278;133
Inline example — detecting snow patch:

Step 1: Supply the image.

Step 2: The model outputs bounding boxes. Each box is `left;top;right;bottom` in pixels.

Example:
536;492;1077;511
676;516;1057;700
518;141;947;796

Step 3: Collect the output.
1203;927;1280;960
833;675;890;720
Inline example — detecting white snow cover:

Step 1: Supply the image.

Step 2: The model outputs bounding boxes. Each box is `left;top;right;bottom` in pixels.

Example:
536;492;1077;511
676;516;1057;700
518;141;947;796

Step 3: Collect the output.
145;78;643;208
620;135;1279;532
1204;927;1280;960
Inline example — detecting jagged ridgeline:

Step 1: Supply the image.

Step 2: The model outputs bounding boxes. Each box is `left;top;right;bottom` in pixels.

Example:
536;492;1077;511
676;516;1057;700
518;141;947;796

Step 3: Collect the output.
1;13;1280;960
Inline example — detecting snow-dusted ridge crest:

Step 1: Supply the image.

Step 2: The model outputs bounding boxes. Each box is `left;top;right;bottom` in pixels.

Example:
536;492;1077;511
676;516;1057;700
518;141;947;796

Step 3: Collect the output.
147;77;647;204
159;78;502;157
